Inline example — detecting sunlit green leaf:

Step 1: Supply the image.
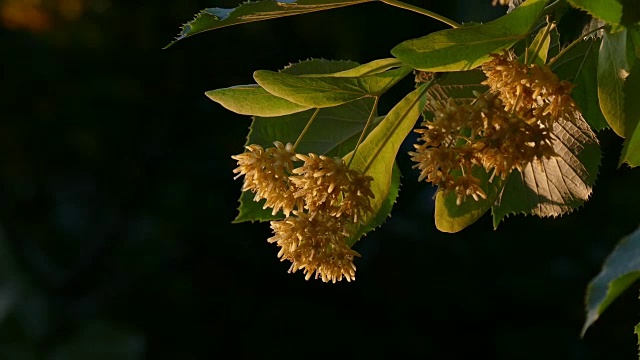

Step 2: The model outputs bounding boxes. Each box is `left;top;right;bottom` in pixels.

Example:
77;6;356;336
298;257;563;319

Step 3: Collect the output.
347;162;401;245
344;84;430;245
253;66;412;107
165;0;372;48
568;0;622;27
390;0;547;72
492;114;600;228
598;29;630;136
582;225;640;336
552;38;609;130
205;85;311;116
620;61;640;166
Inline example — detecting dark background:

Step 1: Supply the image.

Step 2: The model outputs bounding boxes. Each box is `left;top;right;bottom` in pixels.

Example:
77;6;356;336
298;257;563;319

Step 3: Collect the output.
2;0;640;358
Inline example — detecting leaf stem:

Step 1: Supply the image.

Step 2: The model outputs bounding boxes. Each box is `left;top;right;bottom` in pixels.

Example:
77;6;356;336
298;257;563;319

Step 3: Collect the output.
348;96;380;168
293;108;321;151
379;0;461;28
547;25;606;66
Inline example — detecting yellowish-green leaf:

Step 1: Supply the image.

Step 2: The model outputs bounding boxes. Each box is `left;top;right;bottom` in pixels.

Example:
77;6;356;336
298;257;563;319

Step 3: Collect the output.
582;225;640;336
492;114;600;228
390;0;547;72
344;84;430;245
205;85;311;116
528;25;552;66
598;29;630;136
253;66;412;108
435;167;504;233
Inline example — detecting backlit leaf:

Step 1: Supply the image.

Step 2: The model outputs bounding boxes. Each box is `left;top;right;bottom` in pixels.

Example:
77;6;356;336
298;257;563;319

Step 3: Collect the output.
390;0;547;72
582;225;640;336
492;114;600;228
165;0;372;48
598;29;630;136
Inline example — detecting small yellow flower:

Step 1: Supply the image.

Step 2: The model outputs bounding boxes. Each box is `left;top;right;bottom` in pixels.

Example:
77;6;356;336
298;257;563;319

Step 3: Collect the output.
231;141;299;216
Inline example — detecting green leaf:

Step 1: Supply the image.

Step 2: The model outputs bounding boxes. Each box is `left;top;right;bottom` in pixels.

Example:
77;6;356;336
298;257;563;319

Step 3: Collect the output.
620;61;640;166
552;38;609;130
582;225;640;336
598;29;630;136
344;84;430;245
390;0;547;72
492;114;601;228
253;66;412;107
165;0;372;48
568;0;622;27
528;25;552;66
205;85;311;116
435;167;504;233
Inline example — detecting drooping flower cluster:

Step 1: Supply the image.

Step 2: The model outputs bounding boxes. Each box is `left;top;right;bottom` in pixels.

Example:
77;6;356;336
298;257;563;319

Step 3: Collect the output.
232;142;375;283
410;50;581;205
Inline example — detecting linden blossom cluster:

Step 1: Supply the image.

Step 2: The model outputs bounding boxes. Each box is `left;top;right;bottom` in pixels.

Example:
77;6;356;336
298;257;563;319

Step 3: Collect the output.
410;51;580;205
232;141;375;283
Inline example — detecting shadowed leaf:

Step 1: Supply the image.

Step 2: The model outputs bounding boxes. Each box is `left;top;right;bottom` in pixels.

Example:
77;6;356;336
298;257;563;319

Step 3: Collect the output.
165;0;372;48
620;61;640;166
582;225;640;336
598;29;630;136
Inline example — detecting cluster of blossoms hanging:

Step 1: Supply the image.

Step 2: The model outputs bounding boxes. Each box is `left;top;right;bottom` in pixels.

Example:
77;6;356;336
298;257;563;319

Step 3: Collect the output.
232;142;375;283
409;50;581;205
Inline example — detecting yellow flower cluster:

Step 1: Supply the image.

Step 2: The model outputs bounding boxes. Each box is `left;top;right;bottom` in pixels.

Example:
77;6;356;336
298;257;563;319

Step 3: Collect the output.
410;50;580;204
232;142;375;283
